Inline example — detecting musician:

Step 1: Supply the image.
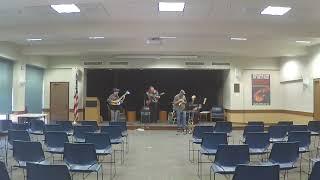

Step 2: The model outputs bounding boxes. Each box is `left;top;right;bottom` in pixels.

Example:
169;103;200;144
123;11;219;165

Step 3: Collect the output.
107;88;121;121
173;90;187;133
187;95;202;125
146;86;160;123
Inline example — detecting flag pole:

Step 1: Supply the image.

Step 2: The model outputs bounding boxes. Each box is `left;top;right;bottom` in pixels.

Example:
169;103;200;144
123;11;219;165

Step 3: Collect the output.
73;73;79;125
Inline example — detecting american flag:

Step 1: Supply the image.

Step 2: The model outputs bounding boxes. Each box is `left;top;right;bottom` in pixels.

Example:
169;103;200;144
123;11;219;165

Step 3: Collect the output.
73;79;79;122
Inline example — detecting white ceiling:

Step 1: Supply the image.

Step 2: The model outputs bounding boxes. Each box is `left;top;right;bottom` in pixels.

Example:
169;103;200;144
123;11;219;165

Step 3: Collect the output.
1;0;320;57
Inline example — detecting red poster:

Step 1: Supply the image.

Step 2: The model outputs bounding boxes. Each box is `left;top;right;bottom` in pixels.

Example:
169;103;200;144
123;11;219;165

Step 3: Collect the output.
252;74;270;105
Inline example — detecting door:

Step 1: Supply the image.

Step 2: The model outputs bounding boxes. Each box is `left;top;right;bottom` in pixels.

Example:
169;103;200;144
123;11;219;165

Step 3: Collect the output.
50;82;69;121
314;80;320;120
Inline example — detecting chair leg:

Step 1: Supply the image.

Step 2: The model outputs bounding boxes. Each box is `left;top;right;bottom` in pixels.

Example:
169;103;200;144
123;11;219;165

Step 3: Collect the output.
209;168;212;180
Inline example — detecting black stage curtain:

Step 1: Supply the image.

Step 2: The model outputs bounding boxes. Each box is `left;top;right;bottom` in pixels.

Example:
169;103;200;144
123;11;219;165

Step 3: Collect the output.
86;69;226;121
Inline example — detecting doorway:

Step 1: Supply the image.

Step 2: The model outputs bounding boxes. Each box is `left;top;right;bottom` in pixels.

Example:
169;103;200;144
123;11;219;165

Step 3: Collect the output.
50;82;69;121
314;80;320;120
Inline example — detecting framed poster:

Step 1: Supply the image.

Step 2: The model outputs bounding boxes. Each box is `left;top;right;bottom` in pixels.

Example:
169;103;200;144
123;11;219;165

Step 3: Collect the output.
252;74;270;105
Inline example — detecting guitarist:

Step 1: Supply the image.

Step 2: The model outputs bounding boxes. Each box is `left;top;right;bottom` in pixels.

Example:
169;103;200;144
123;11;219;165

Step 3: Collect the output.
107;88;121;121
146;86;160;123
173;90;187;134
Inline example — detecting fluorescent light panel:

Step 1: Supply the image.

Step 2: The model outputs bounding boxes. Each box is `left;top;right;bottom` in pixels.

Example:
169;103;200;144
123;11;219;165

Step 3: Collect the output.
261;6;291;16
159;2;185;12
230;37;247;41
296;40;311;44
27;38;42;41
89;36;105;39
159;36;177;39
51;4;80;13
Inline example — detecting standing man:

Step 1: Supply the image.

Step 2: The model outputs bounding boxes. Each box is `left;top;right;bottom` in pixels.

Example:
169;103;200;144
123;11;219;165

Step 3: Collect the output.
107;88;121;121
146;86;160;123
173;90;187;134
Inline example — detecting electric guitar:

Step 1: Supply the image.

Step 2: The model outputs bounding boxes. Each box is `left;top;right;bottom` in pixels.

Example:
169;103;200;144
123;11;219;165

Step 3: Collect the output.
109;90;130;106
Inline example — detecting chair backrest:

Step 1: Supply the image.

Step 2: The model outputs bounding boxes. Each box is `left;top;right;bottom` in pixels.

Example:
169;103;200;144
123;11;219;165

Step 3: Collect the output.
243;125;264;137
44;124;63;132
0;161;10;180
214;121;232;133
85;132;111;150
8;130;30;145
80;121;99;131
109;121;127;132
10;123;28;131
27;163;71;180
232;164;280;180
309;160;320;180
288;131;311;148
269;142;299;164
64;143;97;165
211;107;223;113
308;121;320;132
44;131;69;148
214;144;250;167
73;125;95;139
13;141;45;163
289;125;309;132
268;125;287;139
193;125;214;139
247;121;264;126
278;121;293;126
100;125;122;139
56;121;73;132
201;132;227;150
245;132;270;149
0;120;12;132
30;120;44;132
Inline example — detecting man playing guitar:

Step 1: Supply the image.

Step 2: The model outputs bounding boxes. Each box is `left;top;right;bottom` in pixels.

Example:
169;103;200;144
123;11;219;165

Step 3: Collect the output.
107;88;129;121
146;86;161;123
173;90;187;134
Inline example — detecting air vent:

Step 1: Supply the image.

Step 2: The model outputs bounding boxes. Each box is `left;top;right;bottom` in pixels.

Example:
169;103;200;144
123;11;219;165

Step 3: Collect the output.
185;62;205;66
212;62;230;66
212;62;230;69
83;61;104;66
109;62;129;65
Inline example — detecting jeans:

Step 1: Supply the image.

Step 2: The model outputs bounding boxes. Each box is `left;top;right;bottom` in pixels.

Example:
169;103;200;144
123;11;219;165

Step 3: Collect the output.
176;110;186;129
110;110;120;121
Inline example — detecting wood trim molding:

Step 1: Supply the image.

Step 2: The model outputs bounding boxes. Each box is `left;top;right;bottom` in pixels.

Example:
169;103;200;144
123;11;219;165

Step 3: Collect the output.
225;109;313;117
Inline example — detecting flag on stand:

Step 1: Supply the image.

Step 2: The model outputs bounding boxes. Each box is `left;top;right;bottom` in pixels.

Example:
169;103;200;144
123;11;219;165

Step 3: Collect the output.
73;79;79;122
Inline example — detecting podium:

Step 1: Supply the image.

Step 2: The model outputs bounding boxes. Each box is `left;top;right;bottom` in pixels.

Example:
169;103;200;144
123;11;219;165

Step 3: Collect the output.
84;97;102;122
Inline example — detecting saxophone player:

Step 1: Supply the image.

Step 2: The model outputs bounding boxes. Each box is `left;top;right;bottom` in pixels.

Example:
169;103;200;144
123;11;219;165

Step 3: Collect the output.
107;88;121;121
173;90;187;134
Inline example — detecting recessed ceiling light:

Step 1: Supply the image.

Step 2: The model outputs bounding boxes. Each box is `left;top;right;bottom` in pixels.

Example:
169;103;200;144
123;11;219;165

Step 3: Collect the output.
27;38;42;41
89;36;105;39
159;2;185;12
296;40;311;44
230;37;247;41
159;36;177;39
261;6;291;16
51;4;80;13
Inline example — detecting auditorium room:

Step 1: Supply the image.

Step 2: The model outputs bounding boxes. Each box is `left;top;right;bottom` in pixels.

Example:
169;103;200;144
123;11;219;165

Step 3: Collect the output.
1;1;320;180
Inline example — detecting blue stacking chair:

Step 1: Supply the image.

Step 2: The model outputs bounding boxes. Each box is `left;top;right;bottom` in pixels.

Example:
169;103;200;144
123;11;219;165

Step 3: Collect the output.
247;121;264;126
189;125;214;162
268;125;288;143
44;124;64;132
210;145;250;180
101;125;124;164
0;120;12;164
245;132;270;156
289;125;309;133
232;164;280;180
278;121;293;126
109;121;129;153
44;131;69;163
8;130;30;149
28;120;44;135
26;163;71;180
56;121;73;135
0;161;10;180
262;142;299;180
10;123;28;131
73;125;95;143
64;143;103;180
242;125;264;141
214;121;232;134
85;133;115;179
309;160;320;180
12;141;47;179
198;133;228;179
308;121;320;136
80;121;99;131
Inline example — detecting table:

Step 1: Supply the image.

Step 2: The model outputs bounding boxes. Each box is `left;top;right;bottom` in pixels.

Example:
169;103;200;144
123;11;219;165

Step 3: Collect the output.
14;113;48;124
